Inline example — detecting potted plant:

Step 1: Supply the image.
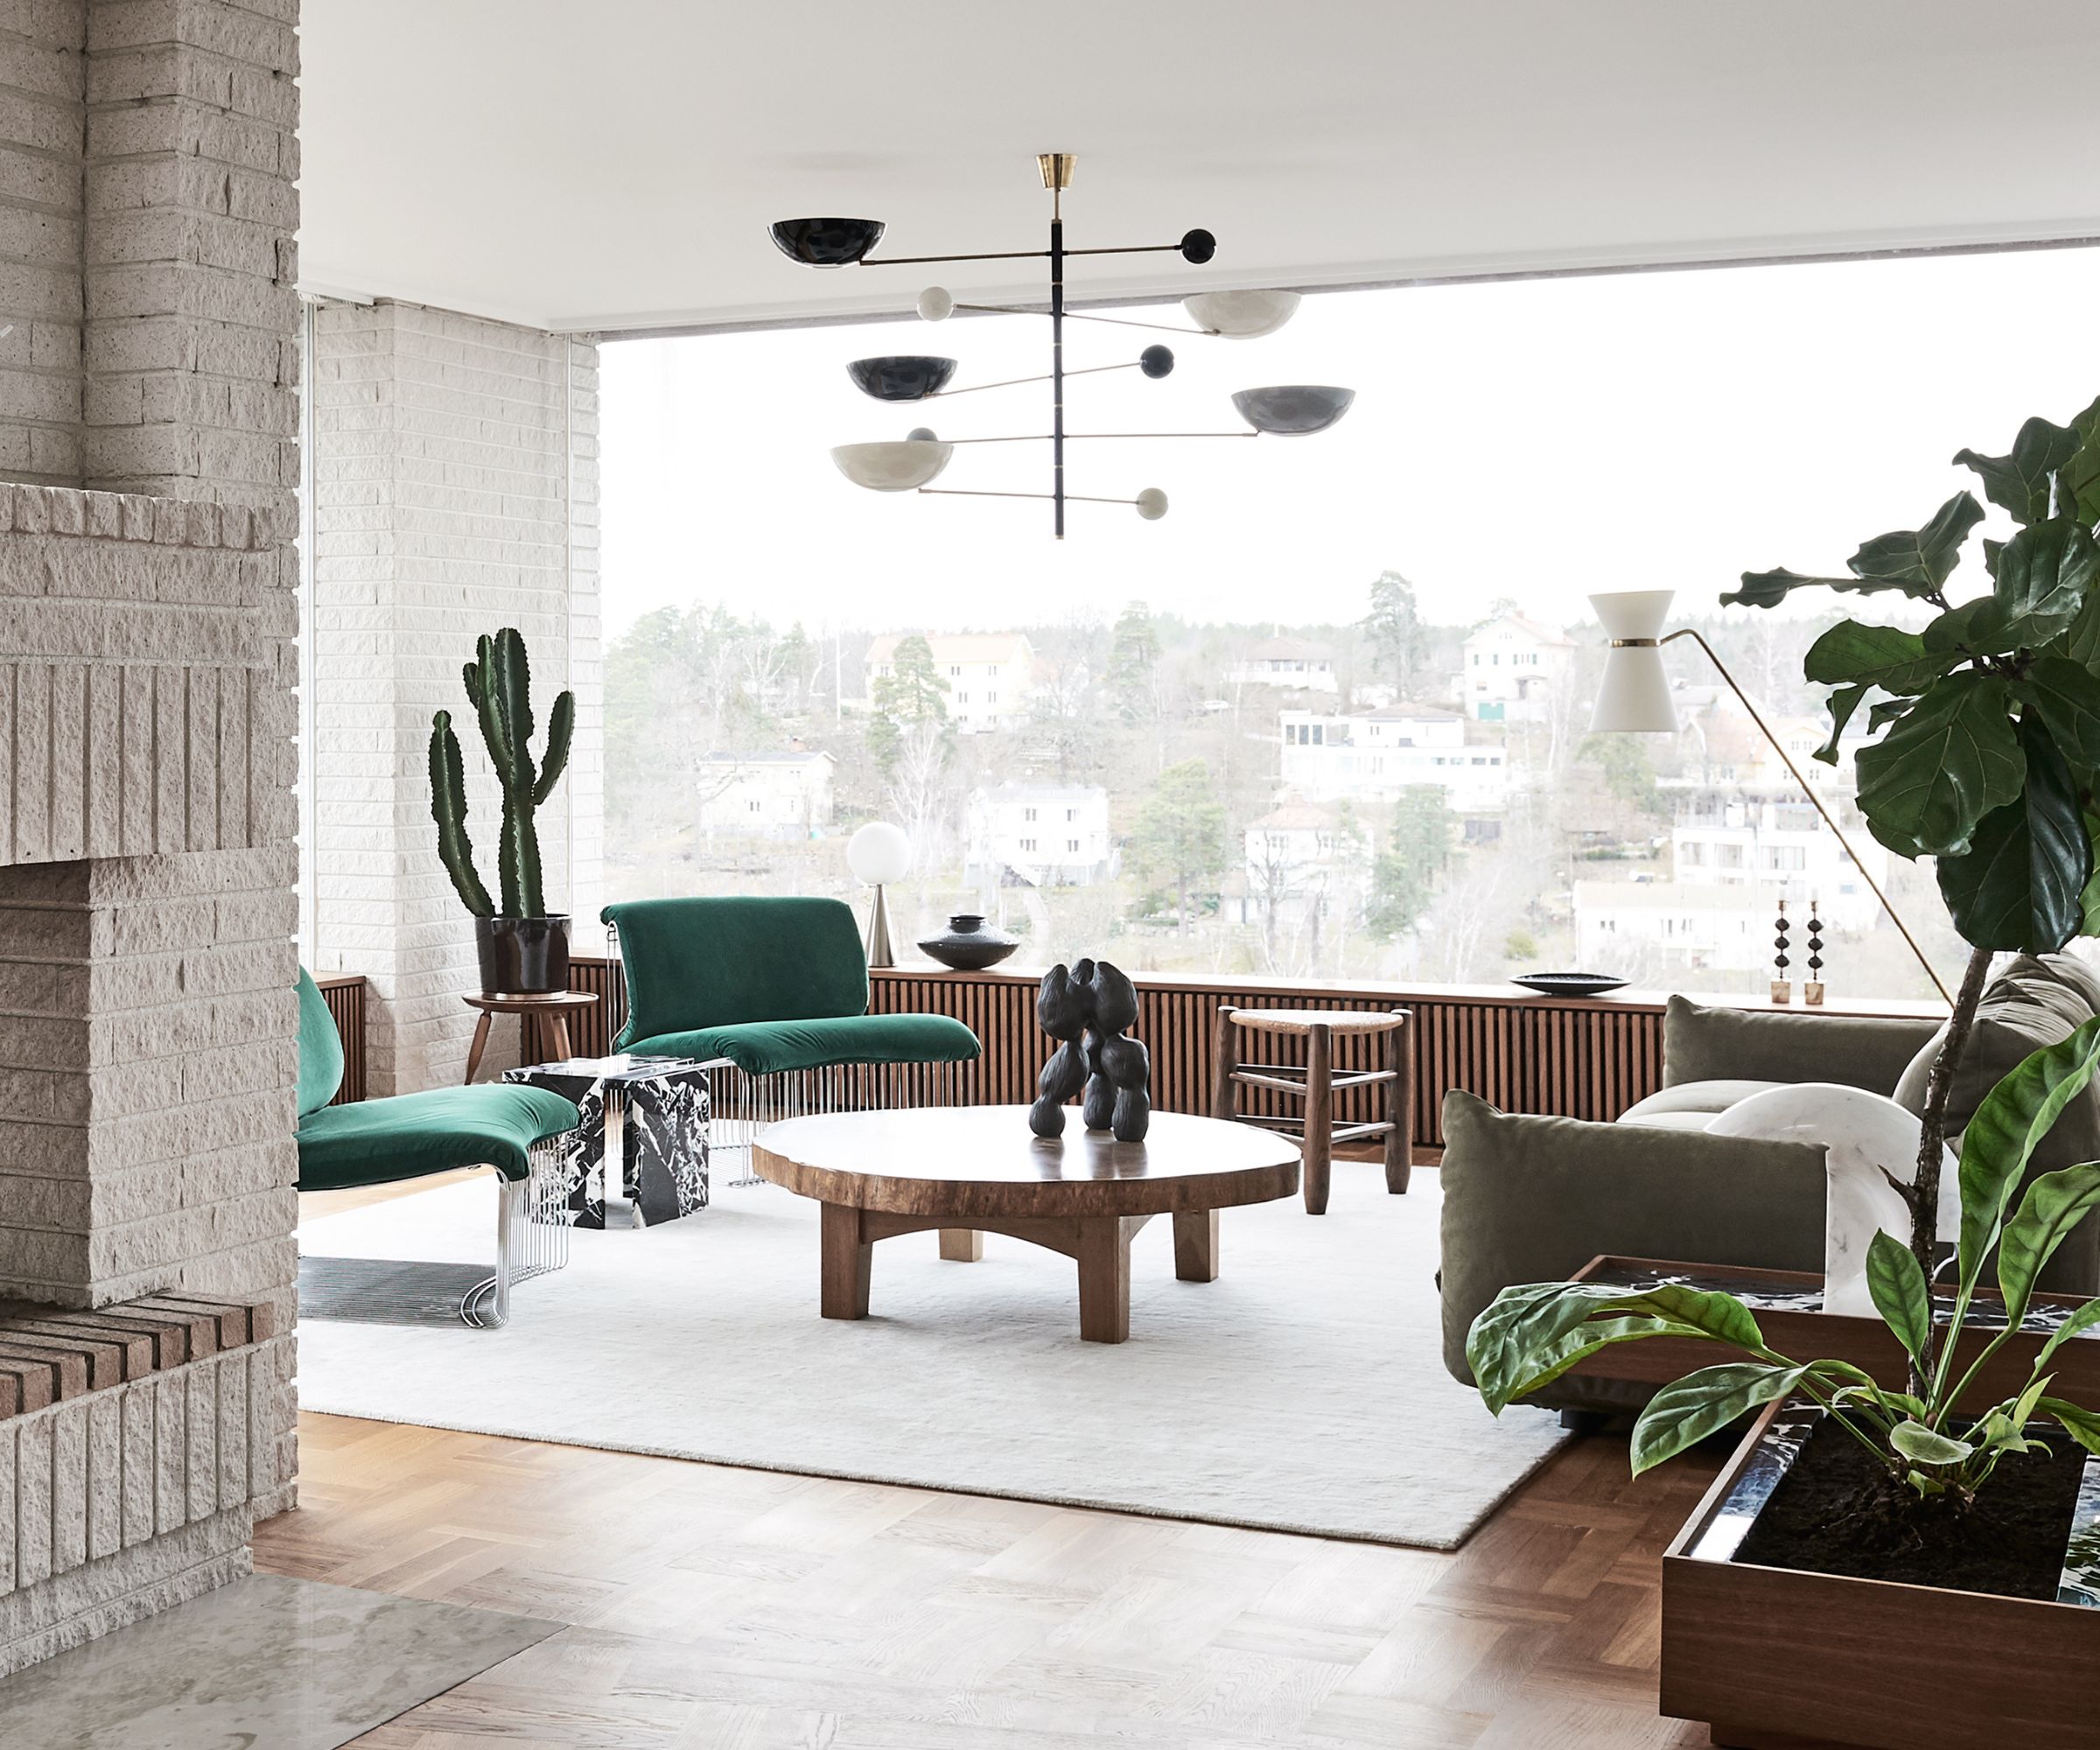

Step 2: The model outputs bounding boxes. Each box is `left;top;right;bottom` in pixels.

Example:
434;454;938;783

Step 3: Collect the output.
428;626;576;994
1470;396;2100;1747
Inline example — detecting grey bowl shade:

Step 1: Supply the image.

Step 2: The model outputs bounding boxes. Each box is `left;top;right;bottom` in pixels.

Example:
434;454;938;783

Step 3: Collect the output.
830;438;954;491
1232;385;1355;436
768;217;886;267
846;356;958;401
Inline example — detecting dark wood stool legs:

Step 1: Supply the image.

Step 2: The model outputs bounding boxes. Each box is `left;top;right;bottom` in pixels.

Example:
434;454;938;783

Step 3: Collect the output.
1382;1016;1413;1194
1303;1023;1332;1214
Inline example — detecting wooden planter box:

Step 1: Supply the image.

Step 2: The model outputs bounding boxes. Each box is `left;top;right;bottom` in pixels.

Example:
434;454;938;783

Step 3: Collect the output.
1662;1398;2100;1749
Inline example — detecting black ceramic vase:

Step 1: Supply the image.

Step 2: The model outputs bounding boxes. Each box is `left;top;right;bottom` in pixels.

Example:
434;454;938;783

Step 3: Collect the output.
917;914;1019;971
474;915;571;995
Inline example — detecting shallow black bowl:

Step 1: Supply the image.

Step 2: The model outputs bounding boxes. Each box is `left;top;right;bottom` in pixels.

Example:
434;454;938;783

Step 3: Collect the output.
1510;972;1629;999
767;217;886;268
847;355;958;402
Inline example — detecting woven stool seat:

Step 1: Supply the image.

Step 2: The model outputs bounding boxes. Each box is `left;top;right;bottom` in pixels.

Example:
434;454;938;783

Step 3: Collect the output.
1226;1008;1409;1037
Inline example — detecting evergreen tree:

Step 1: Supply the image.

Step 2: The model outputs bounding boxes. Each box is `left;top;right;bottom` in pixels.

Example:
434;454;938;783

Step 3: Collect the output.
1364;570;1429;698
1108;600;1161;723
1130;758;1228;934
1367;786;1457;939
867;634;949;775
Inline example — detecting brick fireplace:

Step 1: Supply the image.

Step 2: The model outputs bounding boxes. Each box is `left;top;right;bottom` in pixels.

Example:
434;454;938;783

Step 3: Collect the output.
0;0;301;1674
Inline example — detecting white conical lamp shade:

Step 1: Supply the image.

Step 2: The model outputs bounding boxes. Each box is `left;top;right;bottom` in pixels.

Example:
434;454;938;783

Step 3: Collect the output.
1589;590;1679;732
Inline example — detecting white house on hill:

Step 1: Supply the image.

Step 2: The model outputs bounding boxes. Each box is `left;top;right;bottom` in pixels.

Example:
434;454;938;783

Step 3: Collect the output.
964;782;1114;886
1278;704;1512;812
864;631;1036;735
1459;612;1576;722
1226;637;1339;694
696;750;836;843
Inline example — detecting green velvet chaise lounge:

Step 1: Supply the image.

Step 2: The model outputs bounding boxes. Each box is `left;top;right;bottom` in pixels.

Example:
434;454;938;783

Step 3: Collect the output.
599;897;982;1159
294;970;582;1326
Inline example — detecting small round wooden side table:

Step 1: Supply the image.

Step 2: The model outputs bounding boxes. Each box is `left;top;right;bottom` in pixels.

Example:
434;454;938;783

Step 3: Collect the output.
462;990;599;1083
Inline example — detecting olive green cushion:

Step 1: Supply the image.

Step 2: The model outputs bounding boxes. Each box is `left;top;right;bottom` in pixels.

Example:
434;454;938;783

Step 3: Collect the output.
626;1013;981;1079
603;896;871;1049
1438;1089;1827;1404
296;968;346;1117
1662;995;1940;1097
295;1084;581;1190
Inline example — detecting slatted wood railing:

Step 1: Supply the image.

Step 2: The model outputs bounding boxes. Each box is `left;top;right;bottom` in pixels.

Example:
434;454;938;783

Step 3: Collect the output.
560;956;1939;1152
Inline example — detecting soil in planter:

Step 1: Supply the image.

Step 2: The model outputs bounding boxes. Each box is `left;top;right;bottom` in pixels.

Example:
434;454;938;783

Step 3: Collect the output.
1733;1412;2087;1600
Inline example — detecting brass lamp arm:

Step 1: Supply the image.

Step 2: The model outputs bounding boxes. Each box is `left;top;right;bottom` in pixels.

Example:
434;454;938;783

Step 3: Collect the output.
1661;627;1955;1008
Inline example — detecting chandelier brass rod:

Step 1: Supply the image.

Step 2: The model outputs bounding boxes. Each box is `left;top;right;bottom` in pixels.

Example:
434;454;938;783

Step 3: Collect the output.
861;240;1187;270
956;302;1209;337
929;361;1143;398
917;487;1143;505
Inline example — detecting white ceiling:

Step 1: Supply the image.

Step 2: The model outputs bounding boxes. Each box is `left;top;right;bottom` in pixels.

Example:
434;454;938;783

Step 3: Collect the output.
298;1;2100;334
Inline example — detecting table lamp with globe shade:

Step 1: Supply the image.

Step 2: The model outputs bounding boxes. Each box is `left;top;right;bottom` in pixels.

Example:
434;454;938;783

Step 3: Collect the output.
846;822;913;969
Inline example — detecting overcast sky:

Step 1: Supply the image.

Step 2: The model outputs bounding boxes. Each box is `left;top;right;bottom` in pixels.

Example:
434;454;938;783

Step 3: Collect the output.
599;244;2100;640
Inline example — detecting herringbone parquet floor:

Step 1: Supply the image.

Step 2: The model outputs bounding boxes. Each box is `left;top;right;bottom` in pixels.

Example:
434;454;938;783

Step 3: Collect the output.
257;1409;1721;1748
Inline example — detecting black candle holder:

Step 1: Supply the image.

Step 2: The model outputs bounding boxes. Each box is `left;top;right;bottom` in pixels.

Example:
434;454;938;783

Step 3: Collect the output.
1804;899;1825;1006
1771;897;1792;1005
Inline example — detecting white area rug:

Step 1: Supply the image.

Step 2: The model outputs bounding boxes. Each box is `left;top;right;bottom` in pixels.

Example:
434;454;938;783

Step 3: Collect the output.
298;1171;1564;1550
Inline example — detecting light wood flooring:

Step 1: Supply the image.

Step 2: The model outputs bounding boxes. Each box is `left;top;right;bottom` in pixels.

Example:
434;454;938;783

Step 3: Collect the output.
270;1168;1720;1748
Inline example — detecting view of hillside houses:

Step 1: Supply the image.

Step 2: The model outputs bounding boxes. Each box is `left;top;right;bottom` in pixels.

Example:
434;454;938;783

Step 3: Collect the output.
601;573;1964;1002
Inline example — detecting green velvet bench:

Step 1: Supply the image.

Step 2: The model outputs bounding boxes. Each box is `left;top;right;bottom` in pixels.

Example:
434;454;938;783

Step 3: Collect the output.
600;897;982;1173
294;970;582;1326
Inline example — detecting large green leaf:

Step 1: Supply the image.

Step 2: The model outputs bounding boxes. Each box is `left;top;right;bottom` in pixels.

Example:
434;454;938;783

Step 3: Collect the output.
1956;1018;2100;1288
2017;656;2100;768
1889;1420;1975;1466
2000;1163;2100;1326
1466;1279;1765;1415
1726;568;1894;610
1802;621;1948;694
2054;395;2100;526
2033;1298;2100;1376
1814;684;1870;766
1956;416;2083;526
2040;1396;2100;1457
1629;1362;1813;1475
1855;671;2024;858
1935;720;2087;954
2082;812;2100;938
1846;492;1986;593
1922;596;2023;660
1493;1315;1708;1408
1984;517;2100;648
1865;1230;1934;1367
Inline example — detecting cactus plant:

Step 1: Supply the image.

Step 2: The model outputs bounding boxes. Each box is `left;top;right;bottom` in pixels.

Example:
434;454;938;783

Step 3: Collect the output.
428;627;574;918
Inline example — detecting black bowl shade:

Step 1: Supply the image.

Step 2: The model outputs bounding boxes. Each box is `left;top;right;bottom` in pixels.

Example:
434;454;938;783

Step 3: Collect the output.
768;217;886;268
1510;972;1629;998
846;355;959;402
1232;385;1356;436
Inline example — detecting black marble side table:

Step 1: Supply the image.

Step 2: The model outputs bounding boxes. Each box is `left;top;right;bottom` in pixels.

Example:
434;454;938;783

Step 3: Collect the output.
502;1054;711;1229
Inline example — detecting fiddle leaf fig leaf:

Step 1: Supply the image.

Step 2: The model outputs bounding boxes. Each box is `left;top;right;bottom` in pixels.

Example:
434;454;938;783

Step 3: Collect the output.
1802;621;1948;694
1935;719;2087;954
1988;516;2100;648
2054;395;2100;526
1725;567;1852;610
1628;1363;1814;1476
1814;684;1869;766
1956;1018;2100;1288
2018;656;2100;768
1890;1420;1975;1466
1867;696;1911;732
1865;1229;1934;1367
1846;492;1985;593
1855;671;2024;858
1956;416;2082;526
1922;595;2021;660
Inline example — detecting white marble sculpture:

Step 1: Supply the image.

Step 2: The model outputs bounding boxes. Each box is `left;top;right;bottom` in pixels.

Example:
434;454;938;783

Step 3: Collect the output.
1705;1083;1959;1318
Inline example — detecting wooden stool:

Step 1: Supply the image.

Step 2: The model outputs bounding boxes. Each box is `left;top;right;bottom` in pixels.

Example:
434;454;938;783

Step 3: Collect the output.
1211;1007;1412;1214
463;990;598;1084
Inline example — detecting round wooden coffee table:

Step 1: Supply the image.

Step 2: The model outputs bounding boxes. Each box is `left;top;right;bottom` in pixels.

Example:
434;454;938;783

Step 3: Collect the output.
752;1106;1300;1343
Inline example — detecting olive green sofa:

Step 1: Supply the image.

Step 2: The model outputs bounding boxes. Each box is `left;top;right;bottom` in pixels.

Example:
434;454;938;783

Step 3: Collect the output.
293;969;581;1326
1439;957;2100;1416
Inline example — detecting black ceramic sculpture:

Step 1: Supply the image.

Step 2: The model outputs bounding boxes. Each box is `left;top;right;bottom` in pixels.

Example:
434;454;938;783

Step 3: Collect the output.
1028;958;1152;1143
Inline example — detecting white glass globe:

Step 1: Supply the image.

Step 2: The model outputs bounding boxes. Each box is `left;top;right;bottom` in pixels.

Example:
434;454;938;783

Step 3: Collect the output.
846;821;912;885
1134;487;1168;521
917;286;955;322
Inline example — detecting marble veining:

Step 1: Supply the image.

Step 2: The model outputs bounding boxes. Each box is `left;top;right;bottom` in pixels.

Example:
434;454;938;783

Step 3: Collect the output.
0;1572;556;1748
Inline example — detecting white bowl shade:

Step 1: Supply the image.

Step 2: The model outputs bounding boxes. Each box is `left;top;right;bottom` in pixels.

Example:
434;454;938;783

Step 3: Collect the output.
830;439;954;492
1183;289;1300;339
1588;590;1679;732
846;821;912;885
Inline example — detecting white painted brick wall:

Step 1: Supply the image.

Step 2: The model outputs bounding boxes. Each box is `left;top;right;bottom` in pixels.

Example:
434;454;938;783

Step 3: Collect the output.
312;302;601;1094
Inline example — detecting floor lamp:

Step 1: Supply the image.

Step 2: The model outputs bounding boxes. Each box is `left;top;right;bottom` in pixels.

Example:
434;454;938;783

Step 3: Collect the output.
1587;590;1953;1007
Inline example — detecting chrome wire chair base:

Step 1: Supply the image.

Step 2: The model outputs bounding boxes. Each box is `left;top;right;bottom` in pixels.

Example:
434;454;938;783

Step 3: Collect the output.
705;1059;975;1186
461;1132;574;1327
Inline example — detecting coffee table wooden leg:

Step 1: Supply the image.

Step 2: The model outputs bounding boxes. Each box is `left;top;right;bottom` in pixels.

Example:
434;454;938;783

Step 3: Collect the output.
1075;1216;1134;1343
463;1012;493;1085
1172;1208;1220;1283
820;1202;872;1320
938;1228;983;1262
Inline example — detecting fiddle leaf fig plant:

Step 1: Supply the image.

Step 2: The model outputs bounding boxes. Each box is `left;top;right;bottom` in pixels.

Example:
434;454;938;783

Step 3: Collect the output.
1718;394;2100;1387
1469;1023;2100;1505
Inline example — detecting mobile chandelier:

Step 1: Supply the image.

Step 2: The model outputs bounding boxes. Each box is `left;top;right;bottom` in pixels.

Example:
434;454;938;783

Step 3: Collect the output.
767;153;1354;539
